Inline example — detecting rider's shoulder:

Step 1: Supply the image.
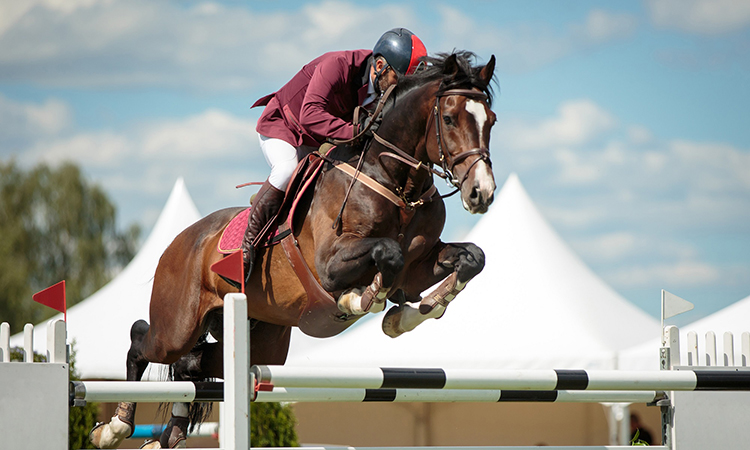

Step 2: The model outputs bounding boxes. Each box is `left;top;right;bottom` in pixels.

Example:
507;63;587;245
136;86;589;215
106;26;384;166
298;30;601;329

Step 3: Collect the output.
316;49;372;67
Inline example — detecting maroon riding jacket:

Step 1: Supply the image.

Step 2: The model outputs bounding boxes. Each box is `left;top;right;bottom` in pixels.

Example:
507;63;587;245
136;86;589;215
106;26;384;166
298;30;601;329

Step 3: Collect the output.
253;49;372;148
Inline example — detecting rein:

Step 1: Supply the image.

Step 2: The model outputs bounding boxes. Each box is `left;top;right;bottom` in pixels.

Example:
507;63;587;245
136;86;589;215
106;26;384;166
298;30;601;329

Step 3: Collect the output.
373;88;492;199
331;87;492;228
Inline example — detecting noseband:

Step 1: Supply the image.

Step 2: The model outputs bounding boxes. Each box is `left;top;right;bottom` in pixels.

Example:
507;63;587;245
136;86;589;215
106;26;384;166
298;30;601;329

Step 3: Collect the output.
429;88;492;191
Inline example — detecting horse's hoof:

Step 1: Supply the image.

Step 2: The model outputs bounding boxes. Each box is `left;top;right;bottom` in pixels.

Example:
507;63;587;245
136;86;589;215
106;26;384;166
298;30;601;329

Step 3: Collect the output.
382;305;405;338
139;439;162;449
89;417;132;449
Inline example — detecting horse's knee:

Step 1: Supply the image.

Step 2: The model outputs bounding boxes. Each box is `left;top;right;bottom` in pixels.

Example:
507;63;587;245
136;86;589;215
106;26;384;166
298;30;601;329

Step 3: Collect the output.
456;243;485;281
372;239;404;283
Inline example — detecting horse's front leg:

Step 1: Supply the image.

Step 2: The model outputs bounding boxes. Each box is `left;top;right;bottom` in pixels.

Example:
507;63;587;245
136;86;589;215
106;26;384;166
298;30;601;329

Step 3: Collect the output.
89;320;151;448
382;240;485;338
317;235;404;316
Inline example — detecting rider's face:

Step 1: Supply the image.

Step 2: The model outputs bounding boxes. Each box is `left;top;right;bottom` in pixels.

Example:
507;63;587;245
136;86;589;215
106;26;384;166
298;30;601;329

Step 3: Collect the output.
371;59;399;92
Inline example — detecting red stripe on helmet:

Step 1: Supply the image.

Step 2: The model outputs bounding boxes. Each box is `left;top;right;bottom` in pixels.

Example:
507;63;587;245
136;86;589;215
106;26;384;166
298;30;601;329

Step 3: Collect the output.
406;34;427;75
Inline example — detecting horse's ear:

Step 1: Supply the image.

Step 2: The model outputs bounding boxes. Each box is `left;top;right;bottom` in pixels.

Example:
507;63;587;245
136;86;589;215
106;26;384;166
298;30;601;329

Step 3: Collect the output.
443;54;459;77
479;55;495;86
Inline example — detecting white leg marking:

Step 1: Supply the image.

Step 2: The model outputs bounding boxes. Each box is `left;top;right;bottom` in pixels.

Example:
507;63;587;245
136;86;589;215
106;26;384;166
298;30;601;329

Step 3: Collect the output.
94;416;131;449
172;402;189;417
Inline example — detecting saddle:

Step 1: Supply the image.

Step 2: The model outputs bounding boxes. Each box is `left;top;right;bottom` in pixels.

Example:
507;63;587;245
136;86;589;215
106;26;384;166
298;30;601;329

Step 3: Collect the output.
218;147;364;338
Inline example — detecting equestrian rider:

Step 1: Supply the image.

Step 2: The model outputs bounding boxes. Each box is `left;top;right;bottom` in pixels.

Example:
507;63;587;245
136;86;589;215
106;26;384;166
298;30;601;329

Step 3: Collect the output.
243;28;427;284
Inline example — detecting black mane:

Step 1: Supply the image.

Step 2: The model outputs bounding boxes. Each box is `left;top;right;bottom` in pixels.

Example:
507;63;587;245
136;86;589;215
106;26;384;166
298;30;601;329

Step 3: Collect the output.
395;50;496;107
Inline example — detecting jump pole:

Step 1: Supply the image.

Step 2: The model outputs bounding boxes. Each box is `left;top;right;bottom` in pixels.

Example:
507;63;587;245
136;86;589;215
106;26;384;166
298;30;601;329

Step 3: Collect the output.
252;365;750;391
71;382;664;405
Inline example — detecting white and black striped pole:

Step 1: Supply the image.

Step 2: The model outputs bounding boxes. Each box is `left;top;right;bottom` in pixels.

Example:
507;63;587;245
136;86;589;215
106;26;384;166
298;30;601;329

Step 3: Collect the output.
252;365;750;392
70;382;664;404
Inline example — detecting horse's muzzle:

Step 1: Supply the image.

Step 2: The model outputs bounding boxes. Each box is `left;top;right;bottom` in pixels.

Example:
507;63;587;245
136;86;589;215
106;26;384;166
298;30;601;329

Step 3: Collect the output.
461;162;495;214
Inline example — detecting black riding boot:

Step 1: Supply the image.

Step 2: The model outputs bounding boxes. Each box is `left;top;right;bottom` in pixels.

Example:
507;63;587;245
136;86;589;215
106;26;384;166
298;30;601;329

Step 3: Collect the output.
241;180;285;285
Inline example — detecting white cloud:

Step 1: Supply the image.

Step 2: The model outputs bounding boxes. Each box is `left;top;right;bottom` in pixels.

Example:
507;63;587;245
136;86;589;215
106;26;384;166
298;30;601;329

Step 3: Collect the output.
668;140;750;191
605;260;720;287
26;132;131;167
628;125;653;145
436;7;637;73
572;232;698;263
141;109;256;159
541;205;607;229
21;106;260;172
0;0;413;90
572;231;638;261
0;94;72;139
575;9;639;42
0;1;639;89
646;0;750;34
503;100;616;151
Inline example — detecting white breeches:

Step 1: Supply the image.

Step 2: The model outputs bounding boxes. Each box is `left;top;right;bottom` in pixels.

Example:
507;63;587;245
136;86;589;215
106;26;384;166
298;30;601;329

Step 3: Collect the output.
258;134;315;191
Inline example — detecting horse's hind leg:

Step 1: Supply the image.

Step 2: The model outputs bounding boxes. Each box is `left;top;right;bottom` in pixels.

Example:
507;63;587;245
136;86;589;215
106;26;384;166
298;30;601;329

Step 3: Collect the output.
155;339;223;449
383;241;485;337
89;320;152;448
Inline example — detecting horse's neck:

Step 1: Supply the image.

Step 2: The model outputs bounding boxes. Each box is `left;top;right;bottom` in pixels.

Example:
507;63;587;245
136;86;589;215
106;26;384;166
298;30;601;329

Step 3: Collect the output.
363;130;432;202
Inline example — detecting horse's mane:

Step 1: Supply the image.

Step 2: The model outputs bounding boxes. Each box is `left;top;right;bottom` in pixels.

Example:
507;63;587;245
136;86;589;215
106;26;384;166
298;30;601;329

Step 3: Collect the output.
395;50;496;107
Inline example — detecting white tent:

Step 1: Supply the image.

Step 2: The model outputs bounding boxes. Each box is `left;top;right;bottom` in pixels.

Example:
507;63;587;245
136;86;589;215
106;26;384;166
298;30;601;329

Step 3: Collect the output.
619;293;750;370
286;173;659;370
11;178;201;380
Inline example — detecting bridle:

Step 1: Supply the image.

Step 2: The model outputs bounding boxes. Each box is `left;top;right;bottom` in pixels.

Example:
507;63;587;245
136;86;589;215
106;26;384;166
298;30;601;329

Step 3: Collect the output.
428;88;492;193
330;86;493;228
371;87;492;198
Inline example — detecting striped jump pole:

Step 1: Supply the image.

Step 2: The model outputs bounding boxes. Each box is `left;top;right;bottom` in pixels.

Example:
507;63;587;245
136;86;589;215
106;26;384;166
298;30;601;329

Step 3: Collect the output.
70;382;664;404
70;381;224;403
254;387;664;404
252;365;750;391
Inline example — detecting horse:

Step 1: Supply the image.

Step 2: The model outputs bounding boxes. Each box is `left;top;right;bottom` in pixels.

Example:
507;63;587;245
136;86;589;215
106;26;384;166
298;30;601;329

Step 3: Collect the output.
90;50;497;448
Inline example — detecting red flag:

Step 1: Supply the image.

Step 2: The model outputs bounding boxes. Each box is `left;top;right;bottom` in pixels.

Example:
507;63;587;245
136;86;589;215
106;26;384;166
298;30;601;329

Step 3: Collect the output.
33;280;67;321
210;250;245;293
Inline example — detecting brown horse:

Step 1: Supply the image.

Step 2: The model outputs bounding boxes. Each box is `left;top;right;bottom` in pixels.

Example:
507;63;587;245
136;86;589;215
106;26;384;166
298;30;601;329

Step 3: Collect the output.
91;51;497;448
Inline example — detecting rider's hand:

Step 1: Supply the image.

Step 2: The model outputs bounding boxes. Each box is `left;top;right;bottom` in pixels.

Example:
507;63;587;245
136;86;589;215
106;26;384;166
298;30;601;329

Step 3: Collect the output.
355;114;380;138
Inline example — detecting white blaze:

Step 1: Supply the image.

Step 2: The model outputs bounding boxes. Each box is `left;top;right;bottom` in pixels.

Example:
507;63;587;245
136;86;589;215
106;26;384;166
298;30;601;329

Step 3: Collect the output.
465;99;487;144
463;100;494;211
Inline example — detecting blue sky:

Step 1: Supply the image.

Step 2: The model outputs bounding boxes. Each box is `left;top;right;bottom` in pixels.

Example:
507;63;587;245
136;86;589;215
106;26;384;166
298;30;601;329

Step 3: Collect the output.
2;0;749;324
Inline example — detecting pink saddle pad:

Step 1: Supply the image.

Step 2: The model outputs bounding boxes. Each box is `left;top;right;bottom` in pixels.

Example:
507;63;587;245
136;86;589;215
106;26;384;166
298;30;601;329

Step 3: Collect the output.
217;208;251;254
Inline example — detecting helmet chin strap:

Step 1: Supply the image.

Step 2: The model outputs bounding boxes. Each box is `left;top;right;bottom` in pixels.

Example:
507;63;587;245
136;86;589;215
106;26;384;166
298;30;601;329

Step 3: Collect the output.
372;59;391;94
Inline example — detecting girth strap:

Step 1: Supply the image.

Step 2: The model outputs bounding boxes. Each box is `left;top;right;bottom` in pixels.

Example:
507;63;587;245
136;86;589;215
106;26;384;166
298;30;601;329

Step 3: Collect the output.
278;221;364;338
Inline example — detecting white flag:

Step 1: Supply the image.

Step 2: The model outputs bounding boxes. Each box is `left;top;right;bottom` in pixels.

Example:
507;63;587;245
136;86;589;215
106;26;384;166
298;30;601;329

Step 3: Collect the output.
662;290;694;320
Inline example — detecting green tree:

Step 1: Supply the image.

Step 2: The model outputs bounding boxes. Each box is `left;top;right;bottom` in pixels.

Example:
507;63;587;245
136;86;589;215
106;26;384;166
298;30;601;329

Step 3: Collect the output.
0;159;140;330
251;402;299;447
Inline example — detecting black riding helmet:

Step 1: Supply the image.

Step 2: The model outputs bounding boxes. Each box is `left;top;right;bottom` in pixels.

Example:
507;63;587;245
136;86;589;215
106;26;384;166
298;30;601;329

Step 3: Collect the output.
372;28;427;76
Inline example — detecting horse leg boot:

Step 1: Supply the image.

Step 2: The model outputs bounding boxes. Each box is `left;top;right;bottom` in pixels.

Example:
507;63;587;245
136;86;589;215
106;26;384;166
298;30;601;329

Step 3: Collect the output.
382;272;466;338
338;273;387;315
241;180;285;285
159;403;190;448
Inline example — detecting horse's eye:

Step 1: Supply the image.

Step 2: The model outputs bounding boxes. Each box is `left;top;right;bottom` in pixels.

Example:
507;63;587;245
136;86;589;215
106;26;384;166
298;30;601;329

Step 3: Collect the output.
442;115;453;126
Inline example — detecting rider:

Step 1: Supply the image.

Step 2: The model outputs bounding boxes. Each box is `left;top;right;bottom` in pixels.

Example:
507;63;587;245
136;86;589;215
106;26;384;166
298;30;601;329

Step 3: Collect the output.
242;28;427;284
